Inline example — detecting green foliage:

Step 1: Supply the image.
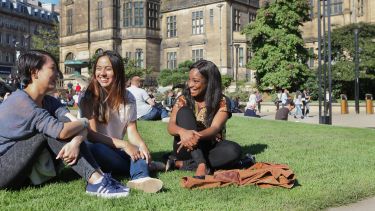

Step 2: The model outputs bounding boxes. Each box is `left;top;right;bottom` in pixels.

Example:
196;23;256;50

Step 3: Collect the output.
225;90;249;102
157;60;192;86
31;23;59;61
330;23;375;79
221;75;233;89
243;0;310;90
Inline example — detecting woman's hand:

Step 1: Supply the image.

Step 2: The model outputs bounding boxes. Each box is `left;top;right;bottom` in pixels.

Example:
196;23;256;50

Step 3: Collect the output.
56;139;81;166
177;129;201;153
123;143;143;161
139;143;151;164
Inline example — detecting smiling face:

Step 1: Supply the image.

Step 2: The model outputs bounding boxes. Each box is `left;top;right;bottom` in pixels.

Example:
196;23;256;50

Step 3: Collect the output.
188;68;207;99
34;55;58;93
95;56;114;90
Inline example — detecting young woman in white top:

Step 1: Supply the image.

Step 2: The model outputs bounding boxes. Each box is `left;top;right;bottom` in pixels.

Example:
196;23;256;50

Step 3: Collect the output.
79;51;162;193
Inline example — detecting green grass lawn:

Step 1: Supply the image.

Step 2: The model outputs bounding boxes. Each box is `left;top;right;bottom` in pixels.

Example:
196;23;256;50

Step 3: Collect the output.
1;117;375;210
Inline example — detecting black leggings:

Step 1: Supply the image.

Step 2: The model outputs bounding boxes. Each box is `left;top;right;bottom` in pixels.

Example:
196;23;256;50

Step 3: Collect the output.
173;107;242;170
0;134;99;189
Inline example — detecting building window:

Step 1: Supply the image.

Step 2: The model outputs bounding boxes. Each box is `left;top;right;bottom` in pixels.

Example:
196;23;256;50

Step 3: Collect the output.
192;49;203;62
167;52;177;69
358;0;364;16
167;16;176;38
134;2;144;27
123;2;132;27
65;53;74;74
239;47;244;67
135;49;143;68
6;34;11;45
97;1;103;29
192;11;204;35
310;0;314;19
5;52;10;63
125;51;132;59
249;12;256;23
147;2;158;29
325;0;343;16
67;9;73;35
209;9;213;25
233;9;240;31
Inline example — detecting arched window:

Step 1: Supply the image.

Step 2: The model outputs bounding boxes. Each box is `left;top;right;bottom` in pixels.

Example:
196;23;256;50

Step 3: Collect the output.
65;52;74;74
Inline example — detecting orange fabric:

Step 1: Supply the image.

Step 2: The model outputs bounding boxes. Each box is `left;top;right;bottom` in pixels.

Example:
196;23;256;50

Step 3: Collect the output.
181;162;296;190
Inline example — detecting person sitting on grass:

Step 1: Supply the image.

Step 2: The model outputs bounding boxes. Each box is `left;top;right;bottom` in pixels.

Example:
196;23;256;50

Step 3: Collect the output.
166;60;249;178
127;76;169;121
0;50;129;198
79;51;163;193
275;100;295;121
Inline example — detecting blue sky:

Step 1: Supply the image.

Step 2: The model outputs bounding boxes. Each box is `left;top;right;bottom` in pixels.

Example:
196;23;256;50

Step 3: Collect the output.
40;0;59;4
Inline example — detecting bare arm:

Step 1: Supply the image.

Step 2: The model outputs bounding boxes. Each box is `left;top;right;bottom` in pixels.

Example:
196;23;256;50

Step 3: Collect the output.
146;98;155;107
58;120;86;139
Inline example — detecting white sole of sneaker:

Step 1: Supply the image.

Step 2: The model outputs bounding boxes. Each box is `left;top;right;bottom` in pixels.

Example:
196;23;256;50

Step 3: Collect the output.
86;190;130;198
127;177;163;193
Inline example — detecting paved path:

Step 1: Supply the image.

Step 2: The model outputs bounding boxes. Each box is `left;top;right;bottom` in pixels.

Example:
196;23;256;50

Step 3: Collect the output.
236;104;375;210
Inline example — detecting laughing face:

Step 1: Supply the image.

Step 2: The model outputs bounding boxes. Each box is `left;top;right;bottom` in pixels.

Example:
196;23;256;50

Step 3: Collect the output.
35;55;58;92
188;68;207;99
95;56;114;90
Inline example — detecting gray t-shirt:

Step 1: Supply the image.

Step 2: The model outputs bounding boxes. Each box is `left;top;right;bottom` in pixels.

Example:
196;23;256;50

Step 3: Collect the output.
126;86;152;119
0;90;69;156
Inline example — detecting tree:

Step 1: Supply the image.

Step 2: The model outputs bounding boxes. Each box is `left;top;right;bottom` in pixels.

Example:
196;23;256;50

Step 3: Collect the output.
157;60;192;87
328;23;375;98
243;0;310;90
31;23;59;61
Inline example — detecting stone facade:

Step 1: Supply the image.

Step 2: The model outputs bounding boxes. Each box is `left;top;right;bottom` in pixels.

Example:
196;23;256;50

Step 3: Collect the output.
59;0;259;86
0;0;59;80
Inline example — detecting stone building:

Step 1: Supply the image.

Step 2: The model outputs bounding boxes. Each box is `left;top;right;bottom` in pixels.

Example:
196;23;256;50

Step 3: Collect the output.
302;0;375;68
0;0;59;80
59;0;260;87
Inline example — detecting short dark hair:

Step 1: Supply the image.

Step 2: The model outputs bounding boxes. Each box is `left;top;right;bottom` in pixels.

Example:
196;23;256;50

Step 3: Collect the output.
17;50;60;87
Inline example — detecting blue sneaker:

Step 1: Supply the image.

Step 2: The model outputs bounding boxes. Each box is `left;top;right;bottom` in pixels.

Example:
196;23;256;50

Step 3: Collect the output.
86;173;130;198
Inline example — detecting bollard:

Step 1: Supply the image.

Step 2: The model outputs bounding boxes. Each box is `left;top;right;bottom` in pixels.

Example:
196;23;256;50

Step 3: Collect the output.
340;94;348;114
366;94;373;114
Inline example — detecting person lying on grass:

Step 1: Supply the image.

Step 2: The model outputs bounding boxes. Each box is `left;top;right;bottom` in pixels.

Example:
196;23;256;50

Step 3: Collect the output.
79;50;163;193
166;60;250;178
0;50;129;198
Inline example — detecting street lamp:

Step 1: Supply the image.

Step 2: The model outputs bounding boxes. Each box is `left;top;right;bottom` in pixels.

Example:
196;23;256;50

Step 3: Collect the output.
354;28;360;114
217;4;223;72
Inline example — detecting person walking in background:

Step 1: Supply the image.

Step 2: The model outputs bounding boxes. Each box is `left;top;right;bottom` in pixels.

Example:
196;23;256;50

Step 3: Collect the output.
281;89;289;107
79;51;164;193
302;89;311;118
255;90;263;113
275;90;282;110
75;83;81;93
294;91;303;119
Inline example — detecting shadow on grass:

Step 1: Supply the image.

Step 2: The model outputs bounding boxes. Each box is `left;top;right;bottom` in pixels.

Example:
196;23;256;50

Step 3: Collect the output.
241;143;268;155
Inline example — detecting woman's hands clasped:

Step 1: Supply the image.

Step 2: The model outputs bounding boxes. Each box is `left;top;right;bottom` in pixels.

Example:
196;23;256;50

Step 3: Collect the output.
177;129;202;153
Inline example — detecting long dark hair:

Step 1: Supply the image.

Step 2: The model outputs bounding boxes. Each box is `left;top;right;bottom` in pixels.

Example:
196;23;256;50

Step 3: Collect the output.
81;50;126;123
183;60;223;126
17;50;61;88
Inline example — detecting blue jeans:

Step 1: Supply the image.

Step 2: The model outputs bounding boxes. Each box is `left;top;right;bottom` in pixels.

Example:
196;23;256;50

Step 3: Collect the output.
86;142;149;180
140;106;168;120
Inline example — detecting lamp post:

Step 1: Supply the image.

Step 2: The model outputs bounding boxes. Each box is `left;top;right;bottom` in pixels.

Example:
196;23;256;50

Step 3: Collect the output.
354;28;360;114
234;44;240;91
217;4;223;72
